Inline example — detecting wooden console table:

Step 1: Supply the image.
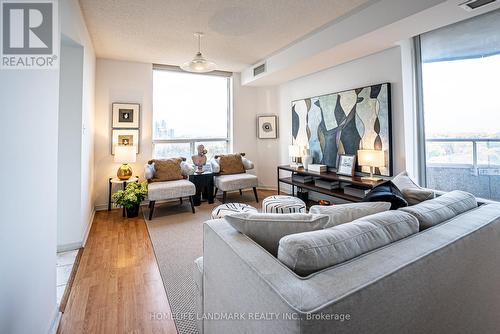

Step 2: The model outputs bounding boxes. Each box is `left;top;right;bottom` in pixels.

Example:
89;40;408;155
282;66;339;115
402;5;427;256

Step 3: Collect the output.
277;165;384;202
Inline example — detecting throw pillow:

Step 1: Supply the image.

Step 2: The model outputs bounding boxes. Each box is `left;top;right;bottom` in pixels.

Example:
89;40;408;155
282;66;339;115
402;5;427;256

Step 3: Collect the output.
363;180;408;210
144;163;155;180
402;188;435;206
148;158;184;182
278;211;419;276
218;154;246;175
309;202;391;227
224;212;330;256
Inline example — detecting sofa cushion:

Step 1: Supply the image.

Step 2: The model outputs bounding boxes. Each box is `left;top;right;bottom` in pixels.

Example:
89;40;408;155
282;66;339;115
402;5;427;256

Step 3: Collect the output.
278;211;419;276
148;158;184;182
224;212;329;256
402;188;435;206
363;181;408;210
218;154;246;175
309;202;391;227
214;173;258;191
399;190;477;230
147;179;196;201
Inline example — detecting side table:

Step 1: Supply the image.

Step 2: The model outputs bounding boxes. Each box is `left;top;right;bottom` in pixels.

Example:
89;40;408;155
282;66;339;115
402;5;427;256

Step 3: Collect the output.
189;171;214;206
108;176;139;216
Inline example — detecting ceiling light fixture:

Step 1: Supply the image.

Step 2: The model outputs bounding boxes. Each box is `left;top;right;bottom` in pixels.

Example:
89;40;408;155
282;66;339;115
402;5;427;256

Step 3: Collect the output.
181;32;217;73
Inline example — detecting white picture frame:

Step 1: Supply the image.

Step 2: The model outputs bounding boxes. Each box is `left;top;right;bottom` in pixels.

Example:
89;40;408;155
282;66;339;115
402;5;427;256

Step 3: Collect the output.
111;129;140;154
337;154;356;176
257;115;278;139
112;103;140;128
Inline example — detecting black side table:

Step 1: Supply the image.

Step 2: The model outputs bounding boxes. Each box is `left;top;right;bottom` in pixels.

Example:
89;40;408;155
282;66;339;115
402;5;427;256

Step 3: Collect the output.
189;171;214;206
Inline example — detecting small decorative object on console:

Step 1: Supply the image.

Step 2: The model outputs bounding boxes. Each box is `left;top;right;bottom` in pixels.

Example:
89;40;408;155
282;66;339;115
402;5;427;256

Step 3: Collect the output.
288;144;302;167
308;164;327;173
337;154;356;176
318;199;331;206
192;144;208;173
302;148;313;170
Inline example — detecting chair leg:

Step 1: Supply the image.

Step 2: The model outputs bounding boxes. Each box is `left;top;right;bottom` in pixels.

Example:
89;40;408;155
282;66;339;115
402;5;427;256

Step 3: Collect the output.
180;197;183;204
222;191;227;204
148;201;156;220
214;187;218;197
189;196;195;214
253;187;259;203
239;189;243;196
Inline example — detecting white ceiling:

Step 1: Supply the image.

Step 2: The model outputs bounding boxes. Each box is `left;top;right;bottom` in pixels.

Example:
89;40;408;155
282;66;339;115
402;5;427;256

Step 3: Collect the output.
78;0;371;71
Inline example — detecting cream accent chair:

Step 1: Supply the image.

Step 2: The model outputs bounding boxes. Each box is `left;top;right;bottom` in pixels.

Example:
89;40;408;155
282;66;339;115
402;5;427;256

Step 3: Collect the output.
210;154;258;204
145;159;196;220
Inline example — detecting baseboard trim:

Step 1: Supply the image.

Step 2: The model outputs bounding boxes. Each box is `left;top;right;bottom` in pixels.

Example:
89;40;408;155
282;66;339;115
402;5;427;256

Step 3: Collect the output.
57;208;95;252
47;308;61;334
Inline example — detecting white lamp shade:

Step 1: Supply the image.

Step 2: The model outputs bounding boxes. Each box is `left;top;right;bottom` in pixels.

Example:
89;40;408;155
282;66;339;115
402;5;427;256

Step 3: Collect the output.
288;144;300;157
357;149;385;167
114;145;137;164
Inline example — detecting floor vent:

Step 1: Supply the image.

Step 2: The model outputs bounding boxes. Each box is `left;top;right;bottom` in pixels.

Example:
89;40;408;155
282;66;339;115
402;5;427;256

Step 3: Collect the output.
459;0;497;11
253;63;266;77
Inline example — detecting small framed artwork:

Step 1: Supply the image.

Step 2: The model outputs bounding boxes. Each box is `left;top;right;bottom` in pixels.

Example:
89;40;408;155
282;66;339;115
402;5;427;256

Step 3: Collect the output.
112;103;140;128
111;129;139;154
257;115;278;139
337;154;356;176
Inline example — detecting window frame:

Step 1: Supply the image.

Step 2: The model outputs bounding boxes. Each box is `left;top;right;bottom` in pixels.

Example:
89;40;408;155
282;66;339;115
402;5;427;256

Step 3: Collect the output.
151;65;232;159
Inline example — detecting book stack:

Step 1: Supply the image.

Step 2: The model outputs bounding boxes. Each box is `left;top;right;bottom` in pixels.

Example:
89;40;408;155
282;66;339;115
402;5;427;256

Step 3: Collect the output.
314;179;340;190
343;185;371;198
292;174;313;183
308;164;327;173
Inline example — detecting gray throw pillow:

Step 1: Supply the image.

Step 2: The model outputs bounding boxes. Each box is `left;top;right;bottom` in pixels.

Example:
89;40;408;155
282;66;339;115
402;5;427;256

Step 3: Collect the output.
400;190;477;230
225;212;329;256
309;202;391;227
278;211;419;276
402;188;435;206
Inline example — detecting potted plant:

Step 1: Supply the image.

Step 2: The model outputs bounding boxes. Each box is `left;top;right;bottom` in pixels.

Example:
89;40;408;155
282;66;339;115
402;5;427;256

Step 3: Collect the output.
112;181;148;218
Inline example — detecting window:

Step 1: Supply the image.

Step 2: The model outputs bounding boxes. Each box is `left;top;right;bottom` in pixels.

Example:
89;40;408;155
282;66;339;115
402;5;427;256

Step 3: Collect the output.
417;9;500;200
153;68;231;162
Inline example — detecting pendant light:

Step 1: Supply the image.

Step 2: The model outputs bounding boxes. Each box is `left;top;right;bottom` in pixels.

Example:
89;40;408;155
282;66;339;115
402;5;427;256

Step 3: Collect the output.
181;32;217;73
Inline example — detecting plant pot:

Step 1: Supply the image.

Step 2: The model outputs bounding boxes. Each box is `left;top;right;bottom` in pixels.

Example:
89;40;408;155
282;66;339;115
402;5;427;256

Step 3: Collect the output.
126;204;140;218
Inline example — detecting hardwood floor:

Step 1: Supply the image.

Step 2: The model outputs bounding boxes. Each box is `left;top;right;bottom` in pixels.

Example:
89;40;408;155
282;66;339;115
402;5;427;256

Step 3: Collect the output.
58;209;177;334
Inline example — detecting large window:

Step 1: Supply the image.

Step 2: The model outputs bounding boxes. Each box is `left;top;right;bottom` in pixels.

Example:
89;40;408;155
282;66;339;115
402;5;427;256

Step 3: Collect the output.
153;68;231;161
417;9;500;200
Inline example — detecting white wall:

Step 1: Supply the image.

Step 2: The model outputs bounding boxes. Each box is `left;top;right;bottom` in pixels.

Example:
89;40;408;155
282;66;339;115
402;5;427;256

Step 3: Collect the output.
272;46;406;182
58;0;96;251
94;59;153;209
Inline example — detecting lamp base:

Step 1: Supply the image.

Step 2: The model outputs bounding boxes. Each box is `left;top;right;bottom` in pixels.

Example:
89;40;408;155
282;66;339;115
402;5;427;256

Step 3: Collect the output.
117;164;133;180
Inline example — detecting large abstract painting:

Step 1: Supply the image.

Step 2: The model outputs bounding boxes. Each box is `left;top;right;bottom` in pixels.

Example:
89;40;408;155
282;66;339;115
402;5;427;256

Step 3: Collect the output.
292;83;392;176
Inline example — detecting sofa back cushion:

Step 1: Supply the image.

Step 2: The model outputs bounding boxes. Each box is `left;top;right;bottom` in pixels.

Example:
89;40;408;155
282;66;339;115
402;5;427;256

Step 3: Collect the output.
309;202;391;227
148;158;184;182
224;212;329;256
278;211;419;276
399;190;477;230
218;154;246;175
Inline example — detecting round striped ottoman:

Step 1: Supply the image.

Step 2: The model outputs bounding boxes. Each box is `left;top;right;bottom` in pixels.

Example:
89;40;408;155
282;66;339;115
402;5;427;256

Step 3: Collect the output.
211;203;258;219
262;195;306;214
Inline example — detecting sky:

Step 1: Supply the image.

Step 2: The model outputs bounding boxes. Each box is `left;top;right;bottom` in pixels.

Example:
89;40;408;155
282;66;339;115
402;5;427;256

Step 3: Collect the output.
422;53;500;138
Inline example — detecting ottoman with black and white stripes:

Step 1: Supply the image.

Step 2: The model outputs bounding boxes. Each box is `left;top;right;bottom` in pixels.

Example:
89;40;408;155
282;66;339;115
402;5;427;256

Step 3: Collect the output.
262;195;306;214
211;203;258;219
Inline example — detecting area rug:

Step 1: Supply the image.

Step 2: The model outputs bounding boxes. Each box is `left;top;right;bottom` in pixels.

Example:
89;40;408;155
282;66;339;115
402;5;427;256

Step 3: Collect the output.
144;191;269;334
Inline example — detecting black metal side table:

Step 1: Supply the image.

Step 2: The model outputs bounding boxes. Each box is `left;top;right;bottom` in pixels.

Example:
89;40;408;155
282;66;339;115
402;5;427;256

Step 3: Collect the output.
189;171;214;206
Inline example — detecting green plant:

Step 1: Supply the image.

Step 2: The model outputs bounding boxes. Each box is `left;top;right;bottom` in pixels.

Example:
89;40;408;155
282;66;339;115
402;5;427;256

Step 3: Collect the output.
112;181;148;209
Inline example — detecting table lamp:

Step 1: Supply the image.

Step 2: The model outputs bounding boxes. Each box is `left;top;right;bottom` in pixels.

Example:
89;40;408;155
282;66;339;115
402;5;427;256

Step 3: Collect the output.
114;145;136;180
288;144;302;167
357;149;384;181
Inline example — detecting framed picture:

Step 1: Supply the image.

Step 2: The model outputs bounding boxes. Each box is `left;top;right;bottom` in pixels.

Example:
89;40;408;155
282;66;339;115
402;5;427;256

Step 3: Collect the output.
257;115;278;139
111;129;139;154
112;103;140;128
337;154;356;176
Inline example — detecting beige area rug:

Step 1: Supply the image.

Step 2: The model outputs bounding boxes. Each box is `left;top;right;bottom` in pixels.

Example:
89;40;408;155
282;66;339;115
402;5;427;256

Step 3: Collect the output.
144;190;273;334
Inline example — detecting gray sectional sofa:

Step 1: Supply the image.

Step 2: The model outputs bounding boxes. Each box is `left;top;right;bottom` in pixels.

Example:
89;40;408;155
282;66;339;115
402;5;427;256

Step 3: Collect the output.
194;191;500;334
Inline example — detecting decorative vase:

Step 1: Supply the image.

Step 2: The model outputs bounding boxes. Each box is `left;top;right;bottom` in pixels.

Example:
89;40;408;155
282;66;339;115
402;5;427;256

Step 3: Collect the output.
126;203;140;218
303;149;313;170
